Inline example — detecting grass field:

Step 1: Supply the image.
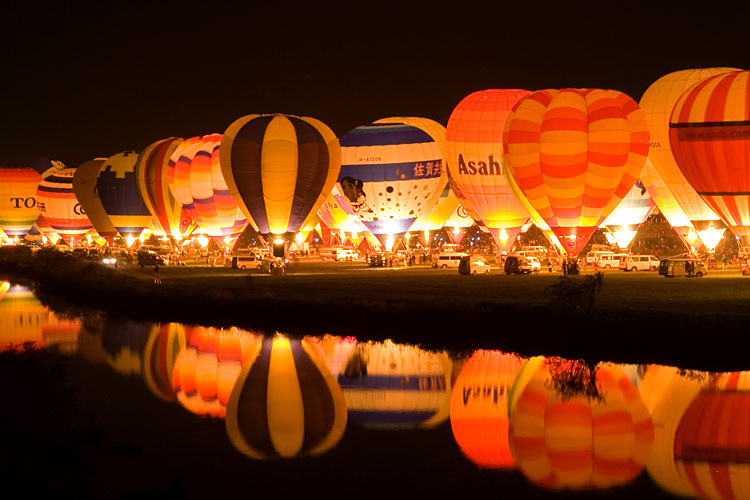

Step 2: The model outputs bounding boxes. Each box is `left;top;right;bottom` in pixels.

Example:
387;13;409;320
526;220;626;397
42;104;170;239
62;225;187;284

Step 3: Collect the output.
3;249;750;372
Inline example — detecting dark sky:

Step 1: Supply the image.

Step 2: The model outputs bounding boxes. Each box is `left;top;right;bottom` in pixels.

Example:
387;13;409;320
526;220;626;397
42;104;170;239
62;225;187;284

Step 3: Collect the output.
1;3;748;167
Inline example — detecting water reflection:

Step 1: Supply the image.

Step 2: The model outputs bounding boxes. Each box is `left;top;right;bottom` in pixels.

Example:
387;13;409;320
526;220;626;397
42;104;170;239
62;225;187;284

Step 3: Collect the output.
4;279;750;498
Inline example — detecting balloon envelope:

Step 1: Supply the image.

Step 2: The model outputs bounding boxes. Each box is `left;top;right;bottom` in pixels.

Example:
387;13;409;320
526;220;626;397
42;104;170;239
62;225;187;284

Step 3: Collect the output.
72;159;118;239
0;167;41;236
96;151;153;236
36;167;93;244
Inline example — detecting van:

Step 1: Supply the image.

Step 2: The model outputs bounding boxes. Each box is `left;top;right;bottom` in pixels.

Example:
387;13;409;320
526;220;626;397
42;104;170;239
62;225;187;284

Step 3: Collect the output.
619;254;660;272
232;255;262;269
598;253;628;269
504;255;539;274
659;258;707;278
458;255;491;275
321;247;358;261
435;252;469;269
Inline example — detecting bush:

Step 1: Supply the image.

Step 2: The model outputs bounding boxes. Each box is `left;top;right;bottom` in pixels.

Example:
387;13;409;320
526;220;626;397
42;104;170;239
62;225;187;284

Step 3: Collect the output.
543;272;604;314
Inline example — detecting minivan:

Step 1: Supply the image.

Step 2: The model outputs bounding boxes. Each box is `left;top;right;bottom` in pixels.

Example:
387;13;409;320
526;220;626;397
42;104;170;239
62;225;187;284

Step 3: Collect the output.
232;255;262;269
598;253;628;269
659;258;706;278
504;255;538;274
458;255;491;275
434;252;469;269
619;254;660;272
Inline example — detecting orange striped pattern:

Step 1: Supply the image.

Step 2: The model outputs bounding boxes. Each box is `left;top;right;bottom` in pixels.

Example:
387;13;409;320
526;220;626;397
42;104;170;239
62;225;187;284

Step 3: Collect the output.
674;370;750;500
504;89;650;256
445;89;531;252
508;362;653;490
669;70;750;241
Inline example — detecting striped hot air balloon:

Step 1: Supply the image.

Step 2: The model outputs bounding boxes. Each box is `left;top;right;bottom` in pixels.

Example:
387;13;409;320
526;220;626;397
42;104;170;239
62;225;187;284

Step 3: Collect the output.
450;350;524;469
669;70;750;246
673;371;750;500
171;326;261;418
142;323;187;403
445;89;532;252
337;340;452;429
640;67;740;250
0;167;41;237
167;135;248;242
508;359;654;490
72;158;118;240
601;180;656;250
225;335;347;459
96;151;153;237
504;89;650;256
337;123;443;245
220;114;341;241
135;138;195;238
36;167;93;245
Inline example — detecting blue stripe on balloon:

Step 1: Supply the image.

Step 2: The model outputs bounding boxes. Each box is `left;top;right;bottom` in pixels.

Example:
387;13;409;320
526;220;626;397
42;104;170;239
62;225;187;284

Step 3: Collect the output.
339;124;433;147
194;197;215;206
338;161;441;183
337;374;446;391
37;185;73;194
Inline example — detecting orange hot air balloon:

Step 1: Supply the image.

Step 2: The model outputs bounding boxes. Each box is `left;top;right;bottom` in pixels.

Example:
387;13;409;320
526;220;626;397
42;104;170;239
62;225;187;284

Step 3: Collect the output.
640;67;739;250
673;371;750;500
508;359;654;491
171;326;261;418
669;70;750;245
504;89;650;256
450;350;524;469
446;89;532;252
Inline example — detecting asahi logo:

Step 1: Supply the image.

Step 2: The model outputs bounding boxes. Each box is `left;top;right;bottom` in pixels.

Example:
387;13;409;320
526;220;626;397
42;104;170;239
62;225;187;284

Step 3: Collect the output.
9;197;36;209
457;154;502;175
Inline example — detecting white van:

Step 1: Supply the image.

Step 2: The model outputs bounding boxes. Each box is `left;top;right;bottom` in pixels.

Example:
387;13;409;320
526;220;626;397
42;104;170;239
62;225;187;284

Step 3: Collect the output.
598;253;628;269
321;247;358;261
434;252;469;269
619;254;660;272
232;255;262;269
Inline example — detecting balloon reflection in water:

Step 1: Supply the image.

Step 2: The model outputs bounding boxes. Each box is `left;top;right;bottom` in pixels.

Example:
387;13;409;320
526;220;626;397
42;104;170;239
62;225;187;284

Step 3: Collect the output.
674;371;750;500
142;323;187;402
337;340;452;429
450;350;524;469
639;364;707;498
508;358;654;490
171;326;261;418
225;335;347;459
304;334;358;376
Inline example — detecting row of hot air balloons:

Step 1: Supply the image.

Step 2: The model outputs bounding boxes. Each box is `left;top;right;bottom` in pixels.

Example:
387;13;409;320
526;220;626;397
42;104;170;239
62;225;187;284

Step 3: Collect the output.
2;67;749;255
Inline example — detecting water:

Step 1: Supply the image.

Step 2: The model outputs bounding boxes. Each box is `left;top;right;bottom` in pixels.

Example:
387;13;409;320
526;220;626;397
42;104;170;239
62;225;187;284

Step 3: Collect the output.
0;281;745;499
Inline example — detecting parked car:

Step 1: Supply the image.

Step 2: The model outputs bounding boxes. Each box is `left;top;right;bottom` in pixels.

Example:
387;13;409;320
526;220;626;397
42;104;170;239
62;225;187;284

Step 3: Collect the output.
504;255;540;274
232;254;262;269
598;253;628;269
659;258;706;278
458;255;491;275
260;256;286;275
433;252;469;269
137;250;165;267
619;254;660;272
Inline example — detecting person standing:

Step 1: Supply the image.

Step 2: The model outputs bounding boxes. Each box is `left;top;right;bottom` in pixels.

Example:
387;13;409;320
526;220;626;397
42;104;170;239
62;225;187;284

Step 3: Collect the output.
154;263;161;284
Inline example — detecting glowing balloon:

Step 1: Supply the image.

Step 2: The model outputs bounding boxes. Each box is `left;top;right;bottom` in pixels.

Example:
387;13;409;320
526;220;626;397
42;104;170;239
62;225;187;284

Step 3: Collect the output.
220;114;341;238
450;350;524;469
36;167;93;245
168;135;248;240
171;326;261;417
508;359;654;490
639;67;739;248
96;151;153;236
0;167;41;236
225;335;347;459
446;89;532;251
601;180;655;250
72;158;118;239
669;70;750;245
142;323;187;402
337;340;452;429
135;137;194;238
639;158;695;243
504;89;650;256
337;123;443;242
674;371;750;500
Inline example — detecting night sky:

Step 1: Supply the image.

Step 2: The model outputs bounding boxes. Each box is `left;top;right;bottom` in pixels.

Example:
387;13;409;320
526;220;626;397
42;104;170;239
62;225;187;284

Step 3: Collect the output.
2;3;748;167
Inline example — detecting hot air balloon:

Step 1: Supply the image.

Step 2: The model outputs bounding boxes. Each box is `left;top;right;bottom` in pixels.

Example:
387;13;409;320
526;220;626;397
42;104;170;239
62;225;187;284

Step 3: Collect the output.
142;322;187;402
450;350;524;469
639;67;740;250
96;151;153;237
225;335;347;459
337;340;452;429
445;89;533;252
72;158;118;240
639;158;696;248
669;70;750;247
135;137;195;239
443;193;474;245
171;326;261;418
337;123;443;247
508;358;654;490
674;371;750;500
304;334;358;377
36;167;93;246
100;318;154;376
0;167;41;238
601;180;656;251
220;114;341;246
638;365;706;498
167;135;248;245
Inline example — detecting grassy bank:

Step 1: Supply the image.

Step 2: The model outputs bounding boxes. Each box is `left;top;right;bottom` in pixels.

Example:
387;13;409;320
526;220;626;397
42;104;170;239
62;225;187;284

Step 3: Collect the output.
2;246;749;372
